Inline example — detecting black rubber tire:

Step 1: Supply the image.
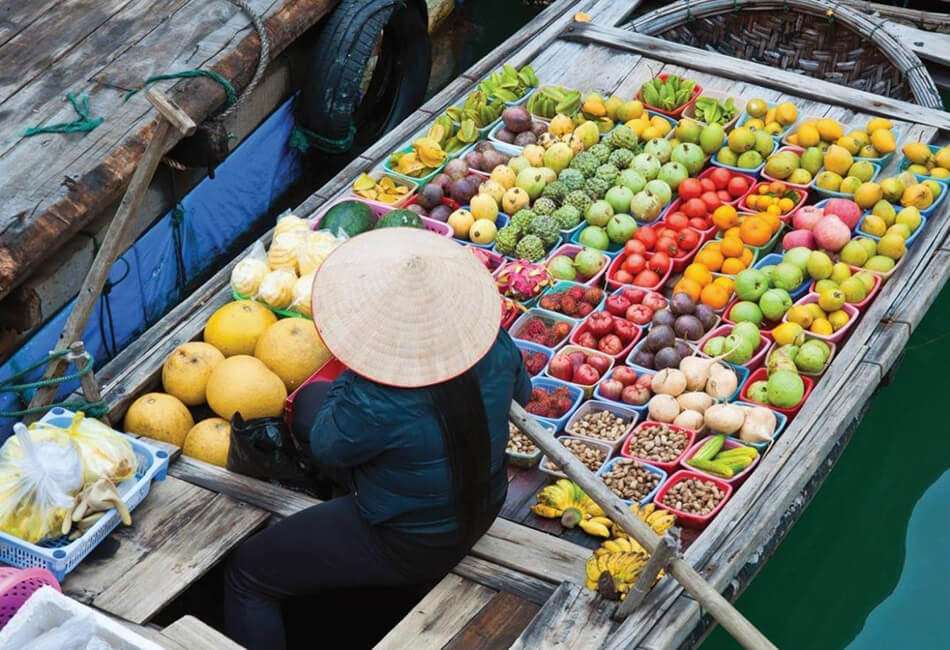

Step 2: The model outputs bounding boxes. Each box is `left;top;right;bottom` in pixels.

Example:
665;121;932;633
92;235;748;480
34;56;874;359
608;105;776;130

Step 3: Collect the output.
296;0;431;155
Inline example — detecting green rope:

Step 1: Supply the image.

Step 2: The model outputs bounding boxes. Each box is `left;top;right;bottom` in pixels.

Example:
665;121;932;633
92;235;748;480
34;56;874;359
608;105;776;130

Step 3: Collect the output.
0;350;107;418
124;69;236;108
288;123;357;154
23;93;103;137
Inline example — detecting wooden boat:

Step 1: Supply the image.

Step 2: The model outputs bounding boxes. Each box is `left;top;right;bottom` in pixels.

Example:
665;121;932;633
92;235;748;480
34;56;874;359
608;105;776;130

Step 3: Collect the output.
8;0;950;646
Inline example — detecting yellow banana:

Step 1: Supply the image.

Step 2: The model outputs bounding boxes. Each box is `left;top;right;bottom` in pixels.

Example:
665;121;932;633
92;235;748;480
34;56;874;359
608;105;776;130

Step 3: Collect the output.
530;504;562;519
579;518;612;538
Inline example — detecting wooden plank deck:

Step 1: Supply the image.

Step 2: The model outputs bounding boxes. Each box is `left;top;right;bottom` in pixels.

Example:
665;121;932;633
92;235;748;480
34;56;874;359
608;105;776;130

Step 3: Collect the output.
49;0;950;647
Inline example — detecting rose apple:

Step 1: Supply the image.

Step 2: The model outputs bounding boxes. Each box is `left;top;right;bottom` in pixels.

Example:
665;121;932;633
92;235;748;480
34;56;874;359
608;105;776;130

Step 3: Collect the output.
573;363;600;385
626;303;653;325
621;384;651;405
576;331;598;349
605;294;631;316
678;178;702;200
547;354;573;380
598;334;624;356
621;287;646;304
599;379;623;401
613;269;634;285
587;311;614;336
614;319;638;343
612;366;638;385
586;354;610;375
622;254;646;275
642;292;667;312
624;239;647;256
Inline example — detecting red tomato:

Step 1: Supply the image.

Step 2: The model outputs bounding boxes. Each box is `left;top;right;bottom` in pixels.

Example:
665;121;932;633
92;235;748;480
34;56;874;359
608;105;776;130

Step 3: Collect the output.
666;212;690;231
633;269;660;288
634;225;657;249
717;190;733;203
657;227;677;240
678;178;702;201
623;253;646;274
727;176;750;198
678;228;700;250
683;198;708;219
613;269;634;285
700;191;722;212
649;252;670;274
656;236;679;257
708;167;732;190
700;178;716;193
689;216;710;230
624;239;647;256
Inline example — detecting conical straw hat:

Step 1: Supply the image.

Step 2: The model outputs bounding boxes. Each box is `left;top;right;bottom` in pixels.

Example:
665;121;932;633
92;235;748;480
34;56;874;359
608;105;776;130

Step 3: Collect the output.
311;228;501;387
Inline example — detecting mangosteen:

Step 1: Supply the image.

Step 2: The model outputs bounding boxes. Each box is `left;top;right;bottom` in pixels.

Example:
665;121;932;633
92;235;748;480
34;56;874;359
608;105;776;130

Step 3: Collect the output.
429;204;452;222
444;158;469;180
674;315;704;341
502;106;532;133
430;173;451;189
675;341;692;358
417;184;444;210
652;309;675;329
694;304;718;332
632;349;655;370
514;131;538;147
646;324;675;352
406;203;427;216
464;151;485;171
670;292;695;316
474;141;496;154
654;347;682;370
481;150;509;172
494;129;516;144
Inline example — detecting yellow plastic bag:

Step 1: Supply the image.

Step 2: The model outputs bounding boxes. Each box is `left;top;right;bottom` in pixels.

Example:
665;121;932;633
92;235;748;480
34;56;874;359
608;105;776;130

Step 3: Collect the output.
32;412;136;485
0;424;82;543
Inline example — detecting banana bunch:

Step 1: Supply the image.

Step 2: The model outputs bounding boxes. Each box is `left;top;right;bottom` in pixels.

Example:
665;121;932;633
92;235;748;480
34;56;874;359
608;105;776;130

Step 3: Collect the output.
639;75;696;112
585;549;650;599
477;64;538;104
527;85;582;119
611;503;677;542
445;90;504;128
531;479;604;528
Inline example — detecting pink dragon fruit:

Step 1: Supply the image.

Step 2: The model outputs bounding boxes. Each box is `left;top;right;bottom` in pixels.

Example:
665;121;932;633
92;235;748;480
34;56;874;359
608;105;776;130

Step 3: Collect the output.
495;262;553;301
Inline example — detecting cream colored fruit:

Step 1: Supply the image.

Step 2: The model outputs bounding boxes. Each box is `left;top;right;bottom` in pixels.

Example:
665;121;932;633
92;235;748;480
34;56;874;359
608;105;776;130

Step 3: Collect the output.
204;301;277;357
161;342;224;406
853;182;882;209
447;209;475;238
206;355;287;420
490;165;516;189
478;180;505;205
501;187;530;214
254;319;331;391
183;418;231;467
469;193;499;223
124;393;194;446
469;219;497;244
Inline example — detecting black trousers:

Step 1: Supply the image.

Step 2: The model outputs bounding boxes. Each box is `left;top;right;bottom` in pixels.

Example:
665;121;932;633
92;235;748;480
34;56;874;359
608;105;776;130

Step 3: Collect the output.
223;382;498;649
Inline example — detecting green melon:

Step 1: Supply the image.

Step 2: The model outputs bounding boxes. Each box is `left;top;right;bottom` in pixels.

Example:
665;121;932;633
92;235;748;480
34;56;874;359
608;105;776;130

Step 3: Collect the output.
319;201;375;236
376;209;424;229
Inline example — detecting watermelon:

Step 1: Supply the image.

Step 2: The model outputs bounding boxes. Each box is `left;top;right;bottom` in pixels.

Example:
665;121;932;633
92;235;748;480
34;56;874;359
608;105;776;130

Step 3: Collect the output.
320;201;375;236
376;209;424;229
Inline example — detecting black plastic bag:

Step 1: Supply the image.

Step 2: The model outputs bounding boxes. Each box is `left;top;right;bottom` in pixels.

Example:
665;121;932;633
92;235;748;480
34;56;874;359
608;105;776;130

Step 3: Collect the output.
227;413;317;489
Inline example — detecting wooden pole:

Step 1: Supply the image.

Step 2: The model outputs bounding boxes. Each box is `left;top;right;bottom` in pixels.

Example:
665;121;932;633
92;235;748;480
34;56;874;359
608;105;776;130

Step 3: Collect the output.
25;89;196;421
509;402;776;650
614;531;677;620
65;341;108;426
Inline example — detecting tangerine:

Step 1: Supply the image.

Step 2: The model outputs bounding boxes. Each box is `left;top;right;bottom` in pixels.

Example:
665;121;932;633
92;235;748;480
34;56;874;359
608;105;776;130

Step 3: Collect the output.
684;263;713;287
720;236;745;258
700;283;730;309
696;248;724;271
740;247;754;267
740;217;771;246
721;257;746;275
712;205;738;230
674;278;702;302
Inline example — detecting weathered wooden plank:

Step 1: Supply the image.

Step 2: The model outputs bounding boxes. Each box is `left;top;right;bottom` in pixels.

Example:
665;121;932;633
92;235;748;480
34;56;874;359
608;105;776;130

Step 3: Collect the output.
375;574;495;650
562;22;950;130
510;582;617;650
0;1;64;47
161;615;245;650
90;493;267;623
445;591;541;650
472;518;589;586
453;555;556;606
862;321;911;379
103;614;188;650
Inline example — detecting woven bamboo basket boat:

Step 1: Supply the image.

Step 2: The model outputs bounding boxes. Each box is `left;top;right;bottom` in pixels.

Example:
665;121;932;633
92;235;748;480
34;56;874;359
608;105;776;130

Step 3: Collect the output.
627;0;942;108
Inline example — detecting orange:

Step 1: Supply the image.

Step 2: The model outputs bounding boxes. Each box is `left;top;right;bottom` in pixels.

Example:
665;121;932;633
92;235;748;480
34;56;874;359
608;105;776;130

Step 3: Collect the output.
700;283;730;310
720;236;744;258
724;226;741;240
712;205;738;230
760;210;781;233
757;185;770;195
740;247;754;267
778;197;795;212
740;217;771;246
706;241;722;253
684;263;713;287
744;195;759;210
769;181;786;194
713;276;735;292
674;278;702;302
721;257;746;275
766;204;782;217
696;248;724;272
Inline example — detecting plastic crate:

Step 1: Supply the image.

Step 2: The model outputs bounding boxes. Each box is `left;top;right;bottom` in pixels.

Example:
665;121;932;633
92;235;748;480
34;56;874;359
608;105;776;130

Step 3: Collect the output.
855;212;927;248
596;457;666;506
509;309;577;351
513;339;554;378
528;377;585;432
545;244;610;287
738;182;809;220
759;146;811;190
620;421;695;473
753;253;810;300
636;74;703;118
710;138;776;176
605;253;672;292
543;345;615;397
539;435;612;480
654;470;733;528
696;167;758;207
537;280;607;322
506;419;555;468
737;110;796;141
0;409;169;581
0;567;60;629
569;226;626;258
565;400;640;451
898;143;948;183
764;336;836;379
785;293;859;343
808;162;881;200
721;298;785;340
680;436;761;485
570;314;643;362
807;269;881;312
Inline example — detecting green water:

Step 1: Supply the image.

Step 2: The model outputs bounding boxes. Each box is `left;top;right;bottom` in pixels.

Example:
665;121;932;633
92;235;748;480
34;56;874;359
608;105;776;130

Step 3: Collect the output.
703;282;950;649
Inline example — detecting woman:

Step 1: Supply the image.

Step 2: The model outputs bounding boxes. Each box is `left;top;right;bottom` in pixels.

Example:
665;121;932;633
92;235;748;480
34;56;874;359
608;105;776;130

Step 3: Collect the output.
224;228;531;649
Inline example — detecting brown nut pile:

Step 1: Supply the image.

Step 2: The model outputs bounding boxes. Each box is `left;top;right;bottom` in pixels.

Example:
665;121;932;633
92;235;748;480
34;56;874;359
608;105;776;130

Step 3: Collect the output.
544;438;608;473
663;477;725;516
600;459;660;501
507;422;538;456
567;409;631;442
626;423;688;463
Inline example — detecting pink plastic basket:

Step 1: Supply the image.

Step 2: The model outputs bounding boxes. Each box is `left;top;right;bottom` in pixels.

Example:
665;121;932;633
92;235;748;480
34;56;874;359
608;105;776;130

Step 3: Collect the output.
310;197;452;237
0;567;60;629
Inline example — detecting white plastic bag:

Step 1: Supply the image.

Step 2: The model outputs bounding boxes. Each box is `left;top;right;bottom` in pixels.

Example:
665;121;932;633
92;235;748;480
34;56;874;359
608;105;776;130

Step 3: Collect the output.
31;412;136;484
0;424;82;543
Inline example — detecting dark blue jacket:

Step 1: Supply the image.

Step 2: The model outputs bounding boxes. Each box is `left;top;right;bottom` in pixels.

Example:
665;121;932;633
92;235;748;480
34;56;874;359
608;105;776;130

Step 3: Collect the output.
308;329;531;534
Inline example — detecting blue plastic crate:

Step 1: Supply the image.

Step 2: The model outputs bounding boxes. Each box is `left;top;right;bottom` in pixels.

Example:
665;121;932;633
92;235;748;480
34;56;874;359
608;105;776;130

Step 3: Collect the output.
898;144;950;184
0;408;169;580
513;339;554;378
808;162;882;199
569;226;625;257
710;138;776;176
455;213;509;249
855;212;928;248
528;376;584;431
596;457;667;506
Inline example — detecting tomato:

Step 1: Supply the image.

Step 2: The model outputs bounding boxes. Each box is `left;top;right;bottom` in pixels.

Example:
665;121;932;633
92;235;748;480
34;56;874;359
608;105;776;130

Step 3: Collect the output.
634;225;657;249
657;227;677;240
666;212;690;231
613;269;634;285
709;167;732;190
649;252;670;274
683;198;708;219
678;228;700;250
633;269;660;288
678;178;702;201
727;176;750;198
700;178;716;193
623;253;646;274
624;239;647;256
689;216;710;230
717;189;733;203
656;236;679;257
700;191;722;212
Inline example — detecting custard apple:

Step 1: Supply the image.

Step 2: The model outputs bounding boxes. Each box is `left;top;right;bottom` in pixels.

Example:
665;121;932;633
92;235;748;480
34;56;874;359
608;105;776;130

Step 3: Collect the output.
541;180;568;204
607;124;638;151
584;177;610;200
494;226;520;255
515;234;545;262
595;163;619;185
533;197;557;216
511;209;536;232
558;168;585;191
552;205;582;230
529;215;560;247
589;143;611;164
608;148;635;169
569;151;598;178
565;189;592;215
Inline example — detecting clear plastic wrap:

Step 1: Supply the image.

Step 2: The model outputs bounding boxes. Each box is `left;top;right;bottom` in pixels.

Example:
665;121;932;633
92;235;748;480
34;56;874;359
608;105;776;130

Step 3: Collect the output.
230;240;270;297
31;412;136;485
256;268;297;309
291;272;315;317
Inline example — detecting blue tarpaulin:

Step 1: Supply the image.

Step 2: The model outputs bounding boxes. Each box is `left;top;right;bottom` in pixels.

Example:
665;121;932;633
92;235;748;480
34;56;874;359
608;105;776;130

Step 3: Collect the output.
0;97;302;438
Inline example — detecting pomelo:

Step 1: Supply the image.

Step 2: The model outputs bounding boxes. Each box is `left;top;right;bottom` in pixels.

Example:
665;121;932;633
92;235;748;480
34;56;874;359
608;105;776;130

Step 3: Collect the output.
183;418;231;467
204;300;277;357
206;355;287;420
254;319;331;391
124;392;194;446
161;342;224;406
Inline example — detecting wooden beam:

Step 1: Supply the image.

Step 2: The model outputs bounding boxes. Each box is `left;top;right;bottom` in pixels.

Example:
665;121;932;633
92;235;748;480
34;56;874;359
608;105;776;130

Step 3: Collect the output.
561;22;950;130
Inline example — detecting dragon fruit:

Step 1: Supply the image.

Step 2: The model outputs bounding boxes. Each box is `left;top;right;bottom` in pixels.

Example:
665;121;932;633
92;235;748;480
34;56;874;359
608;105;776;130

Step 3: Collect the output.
495;261;553;301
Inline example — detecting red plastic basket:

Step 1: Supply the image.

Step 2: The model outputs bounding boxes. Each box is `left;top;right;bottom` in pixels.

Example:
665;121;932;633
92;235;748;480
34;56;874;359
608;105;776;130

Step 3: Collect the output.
636;74;703;118
696;167;758;207
785;293;860;343
606;254;672;292
654;470;733;528
738;182;809;223
739;367;815;419
0;567;61;629
807;268;881;313
680;436;761;485
570;314;643;362
283;357;347;426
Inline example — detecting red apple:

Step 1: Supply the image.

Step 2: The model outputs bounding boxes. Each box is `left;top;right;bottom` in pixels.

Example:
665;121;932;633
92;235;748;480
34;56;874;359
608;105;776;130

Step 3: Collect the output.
548;354;573;380
587;311;614;336
598;334;624;356
605;294;631;317
612;366;638;386
626;303;653;325
621;287;646;304
599;379;623;401
614;319;638;344
587;354;610;376
621;384;651;405
573;363;600;385
642;292;667;312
